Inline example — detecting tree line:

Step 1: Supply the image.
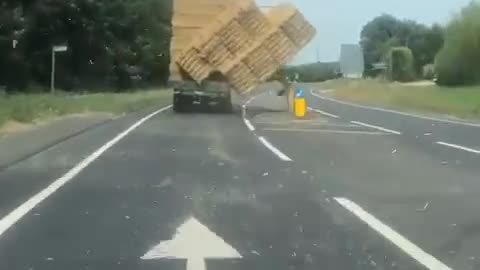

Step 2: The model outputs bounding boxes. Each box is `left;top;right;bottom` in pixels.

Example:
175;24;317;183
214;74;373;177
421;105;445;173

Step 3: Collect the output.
0;0;172;92
361;1;480;86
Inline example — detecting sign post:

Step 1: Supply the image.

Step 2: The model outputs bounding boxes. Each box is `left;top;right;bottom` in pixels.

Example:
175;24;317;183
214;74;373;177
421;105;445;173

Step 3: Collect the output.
51;45;68;94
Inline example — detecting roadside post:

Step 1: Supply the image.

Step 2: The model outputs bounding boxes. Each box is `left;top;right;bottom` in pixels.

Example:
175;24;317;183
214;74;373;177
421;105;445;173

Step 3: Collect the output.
294;87;307;118
50;45;68;94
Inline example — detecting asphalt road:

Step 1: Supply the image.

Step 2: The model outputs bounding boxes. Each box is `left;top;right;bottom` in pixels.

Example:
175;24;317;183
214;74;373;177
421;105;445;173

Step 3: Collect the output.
0;86;478;270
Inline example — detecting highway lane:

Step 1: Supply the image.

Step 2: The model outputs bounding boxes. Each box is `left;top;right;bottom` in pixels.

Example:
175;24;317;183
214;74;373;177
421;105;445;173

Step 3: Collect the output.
0;103;421;270
247;89;480;270
303;85;480;172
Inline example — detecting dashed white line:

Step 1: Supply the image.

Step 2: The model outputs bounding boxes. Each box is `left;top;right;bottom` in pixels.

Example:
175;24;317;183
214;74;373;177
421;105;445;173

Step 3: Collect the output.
436;141;480;154
0;105;172;239
334;197;453;270
308;107;340;118
244;119;255;131
351;121;402;135
258;136;293;161
310;89;480;127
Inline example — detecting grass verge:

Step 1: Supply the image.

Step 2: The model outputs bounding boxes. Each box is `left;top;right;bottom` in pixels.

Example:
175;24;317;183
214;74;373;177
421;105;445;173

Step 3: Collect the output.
0;89;172;130
319;79;480;119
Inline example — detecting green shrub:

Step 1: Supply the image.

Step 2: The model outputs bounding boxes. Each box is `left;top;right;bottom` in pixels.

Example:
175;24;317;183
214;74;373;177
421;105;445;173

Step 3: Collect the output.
386;47;415;82
435;2;480;86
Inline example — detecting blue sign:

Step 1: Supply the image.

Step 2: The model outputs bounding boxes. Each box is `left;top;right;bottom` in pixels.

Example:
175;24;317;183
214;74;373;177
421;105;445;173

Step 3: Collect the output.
295;88;305;98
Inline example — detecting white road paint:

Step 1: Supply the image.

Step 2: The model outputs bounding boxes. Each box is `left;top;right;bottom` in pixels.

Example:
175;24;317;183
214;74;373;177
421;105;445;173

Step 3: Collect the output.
307;107;340;118
258;136;293;161
319;89;334;94
436;141;480;154
0;105;172;239
244;119;255;131
142;217;241;270
310;89;480;127
263;128;388;135
351;121;402;135
334;197;453;270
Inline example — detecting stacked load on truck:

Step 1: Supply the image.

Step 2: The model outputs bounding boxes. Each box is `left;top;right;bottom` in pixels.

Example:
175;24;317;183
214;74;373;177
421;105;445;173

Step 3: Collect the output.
169;0;235;81
170;0;316;95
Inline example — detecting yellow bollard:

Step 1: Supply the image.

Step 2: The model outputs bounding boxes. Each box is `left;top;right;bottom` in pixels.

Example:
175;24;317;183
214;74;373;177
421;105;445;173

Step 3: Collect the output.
294;98;307;118
293;88;307;118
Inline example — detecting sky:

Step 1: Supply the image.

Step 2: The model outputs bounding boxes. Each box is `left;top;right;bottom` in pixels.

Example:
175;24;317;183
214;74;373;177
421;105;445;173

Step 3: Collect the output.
257;0;472;64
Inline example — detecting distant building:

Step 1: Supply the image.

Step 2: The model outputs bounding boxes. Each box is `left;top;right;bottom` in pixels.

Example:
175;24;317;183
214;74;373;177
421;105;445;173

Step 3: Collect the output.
339;44;364;79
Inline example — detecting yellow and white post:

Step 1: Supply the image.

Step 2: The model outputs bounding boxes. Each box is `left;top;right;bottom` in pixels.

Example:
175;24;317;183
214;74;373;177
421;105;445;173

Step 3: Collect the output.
293;88;307;118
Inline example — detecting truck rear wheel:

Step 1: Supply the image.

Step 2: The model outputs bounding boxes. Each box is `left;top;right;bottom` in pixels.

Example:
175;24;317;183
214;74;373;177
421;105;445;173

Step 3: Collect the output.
173;92;187;113
220;95;233;113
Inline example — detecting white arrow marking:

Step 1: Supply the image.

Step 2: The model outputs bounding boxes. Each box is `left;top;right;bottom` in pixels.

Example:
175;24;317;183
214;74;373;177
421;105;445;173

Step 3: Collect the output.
141;217;241;270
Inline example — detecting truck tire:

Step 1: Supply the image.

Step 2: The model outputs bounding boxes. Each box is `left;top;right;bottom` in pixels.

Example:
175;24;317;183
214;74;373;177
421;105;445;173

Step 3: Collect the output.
220;95;233;113
173;92;186;113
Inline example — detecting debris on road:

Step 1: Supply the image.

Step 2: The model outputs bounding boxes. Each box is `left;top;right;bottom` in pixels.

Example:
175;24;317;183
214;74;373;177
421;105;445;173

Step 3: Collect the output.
392;149;397;154
251;250;261;256
441;161;449;165
153;177;173;189
416;202;430;212
262;172;269;176
424;132;432;136
301;170;308;174
125;216;131;220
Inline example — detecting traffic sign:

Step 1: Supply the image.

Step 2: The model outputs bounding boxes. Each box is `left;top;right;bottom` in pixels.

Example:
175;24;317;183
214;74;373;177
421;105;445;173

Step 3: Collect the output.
53;45;68;52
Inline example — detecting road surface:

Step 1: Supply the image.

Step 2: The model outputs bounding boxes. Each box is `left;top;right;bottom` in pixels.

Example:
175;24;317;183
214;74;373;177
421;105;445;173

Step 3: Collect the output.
0;86;478;270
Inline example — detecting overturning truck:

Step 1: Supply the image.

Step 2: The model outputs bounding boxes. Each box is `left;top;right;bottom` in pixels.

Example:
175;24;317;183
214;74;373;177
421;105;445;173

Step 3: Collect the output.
169;0;316;112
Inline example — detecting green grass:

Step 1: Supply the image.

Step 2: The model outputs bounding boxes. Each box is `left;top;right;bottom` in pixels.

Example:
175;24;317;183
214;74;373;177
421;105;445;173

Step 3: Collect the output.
319;79;480;119
0;89;172;128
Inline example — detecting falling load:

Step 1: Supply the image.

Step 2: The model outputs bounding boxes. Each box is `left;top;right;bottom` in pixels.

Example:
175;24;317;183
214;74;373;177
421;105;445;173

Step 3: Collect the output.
170;0;316;112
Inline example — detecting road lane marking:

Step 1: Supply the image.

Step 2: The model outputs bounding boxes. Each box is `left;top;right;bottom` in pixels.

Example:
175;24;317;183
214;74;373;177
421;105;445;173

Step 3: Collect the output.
258;136;292;161
436;141;480;154
308;107;340;118
334;197;453;270
244;119;255;131
263;128;388;135
351;121;402;135
310;89;480;127
142;217;241;270
319;89;334;94
0;105;172;239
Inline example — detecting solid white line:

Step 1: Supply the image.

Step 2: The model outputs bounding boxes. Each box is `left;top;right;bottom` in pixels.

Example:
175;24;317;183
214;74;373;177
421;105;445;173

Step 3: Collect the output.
244;119;255;131
263;128;388;135
258;136;292;161
351;121;402;135
308;107;340;118
0;105;172;238
436;141;480;154
334;197;453;270
310;89;480;127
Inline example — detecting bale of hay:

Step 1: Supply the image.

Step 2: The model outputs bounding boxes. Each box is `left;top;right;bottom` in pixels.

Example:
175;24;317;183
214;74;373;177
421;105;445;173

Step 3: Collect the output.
171;0;316;96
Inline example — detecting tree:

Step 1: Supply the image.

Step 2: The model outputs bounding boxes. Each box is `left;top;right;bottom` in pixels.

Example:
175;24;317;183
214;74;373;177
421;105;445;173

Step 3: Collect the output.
360;14;444;78
0;0;173;92
386;47;415;82
435;2;480;86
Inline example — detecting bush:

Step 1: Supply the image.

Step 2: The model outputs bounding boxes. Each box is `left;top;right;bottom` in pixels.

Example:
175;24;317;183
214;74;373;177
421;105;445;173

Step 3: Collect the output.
435;2;480;86
386;47;415;82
